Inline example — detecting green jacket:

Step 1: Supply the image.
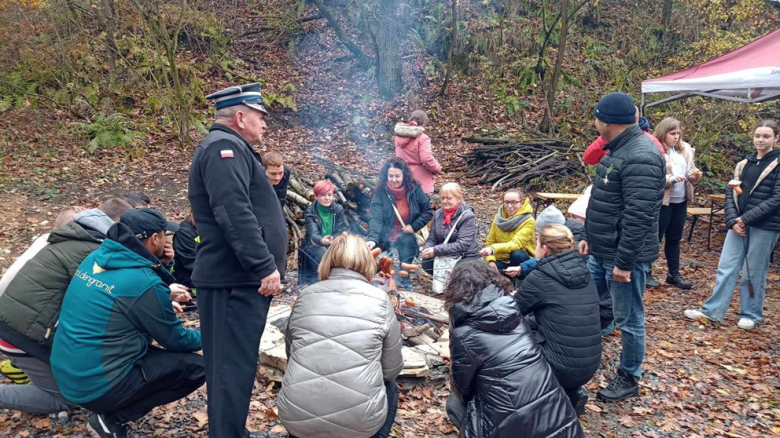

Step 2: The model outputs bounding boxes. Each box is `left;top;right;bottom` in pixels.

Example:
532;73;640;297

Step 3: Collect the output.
0;220;103;356
51;223;201;403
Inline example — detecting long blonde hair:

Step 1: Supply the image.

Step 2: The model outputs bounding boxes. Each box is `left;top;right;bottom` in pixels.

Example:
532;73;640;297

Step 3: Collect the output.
653;117;683;152
538;224;574;255
318;234;376;282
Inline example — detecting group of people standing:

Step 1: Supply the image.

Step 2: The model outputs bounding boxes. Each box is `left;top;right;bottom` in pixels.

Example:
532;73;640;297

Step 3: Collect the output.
0;81;778;438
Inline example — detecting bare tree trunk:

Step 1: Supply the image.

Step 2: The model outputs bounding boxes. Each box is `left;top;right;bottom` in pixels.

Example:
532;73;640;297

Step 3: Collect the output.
310;0;371;69
438;0;458;96
376;0;402;99
539;0;570;134
661;0;673;41
101;0;119;70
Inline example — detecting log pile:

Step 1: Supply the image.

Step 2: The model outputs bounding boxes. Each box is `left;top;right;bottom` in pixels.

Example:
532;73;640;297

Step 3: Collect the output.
283;167;377;252
459;140;586;192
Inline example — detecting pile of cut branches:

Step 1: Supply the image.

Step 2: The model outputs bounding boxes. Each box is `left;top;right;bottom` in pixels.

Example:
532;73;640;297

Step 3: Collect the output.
459;139;587;192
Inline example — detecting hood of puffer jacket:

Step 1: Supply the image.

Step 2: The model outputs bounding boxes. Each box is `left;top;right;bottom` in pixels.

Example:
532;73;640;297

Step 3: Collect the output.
47;221;103;245
535;249;590;290
74;208;115;236
95;223;175;285
450;284;521;333
746;149;780;164
394;122;425;140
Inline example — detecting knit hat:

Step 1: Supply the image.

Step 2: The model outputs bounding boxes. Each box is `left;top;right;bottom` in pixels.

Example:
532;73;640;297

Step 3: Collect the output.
536;205;566;232
594;92;636;124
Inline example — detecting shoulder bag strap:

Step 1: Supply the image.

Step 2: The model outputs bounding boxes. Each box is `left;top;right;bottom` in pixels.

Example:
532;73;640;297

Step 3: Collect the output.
389;195;408;228
443;211;466;245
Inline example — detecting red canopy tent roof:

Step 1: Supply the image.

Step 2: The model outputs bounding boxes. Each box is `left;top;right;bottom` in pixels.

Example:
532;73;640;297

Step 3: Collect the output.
641;28;780;108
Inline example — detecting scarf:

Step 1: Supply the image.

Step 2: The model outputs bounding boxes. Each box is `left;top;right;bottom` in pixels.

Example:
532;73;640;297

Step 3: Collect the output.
386;183;410;242
316;202;334;237
443;204;460;225
495;205;531;232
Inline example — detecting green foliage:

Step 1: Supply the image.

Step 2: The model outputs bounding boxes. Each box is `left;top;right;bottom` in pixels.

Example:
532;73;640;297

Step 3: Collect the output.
73;113;141;155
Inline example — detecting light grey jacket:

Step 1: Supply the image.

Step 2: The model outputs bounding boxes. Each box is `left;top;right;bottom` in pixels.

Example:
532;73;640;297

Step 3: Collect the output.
278;268;403;438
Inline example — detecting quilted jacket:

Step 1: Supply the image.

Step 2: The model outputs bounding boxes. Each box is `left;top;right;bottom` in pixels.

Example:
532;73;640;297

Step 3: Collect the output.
725;150;780;231
584;125;665;271
278;268;404;438
394;123;441;194
449;284;583;438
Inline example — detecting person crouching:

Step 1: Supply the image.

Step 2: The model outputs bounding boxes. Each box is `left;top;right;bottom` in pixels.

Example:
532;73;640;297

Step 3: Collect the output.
279;234;404;438
298;180;350;285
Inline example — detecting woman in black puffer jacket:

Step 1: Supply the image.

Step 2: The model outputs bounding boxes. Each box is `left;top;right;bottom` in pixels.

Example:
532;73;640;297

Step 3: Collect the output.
515;224;602;415
444;259;583;438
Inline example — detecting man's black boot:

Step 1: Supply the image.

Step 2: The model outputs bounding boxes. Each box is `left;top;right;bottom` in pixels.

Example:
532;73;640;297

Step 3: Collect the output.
645;271;659;289
666;272;693;290
567;387;588;415
597;368;639;402
87;413;126;438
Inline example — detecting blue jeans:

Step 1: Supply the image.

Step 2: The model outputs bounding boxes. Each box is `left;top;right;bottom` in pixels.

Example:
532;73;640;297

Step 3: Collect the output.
700;227;780;323
587;256;649;379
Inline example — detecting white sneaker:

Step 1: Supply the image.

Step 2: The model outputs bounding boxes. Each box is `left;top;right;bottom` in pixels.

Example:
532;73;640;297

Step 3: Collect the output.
684;309;713;322
737;318;756;330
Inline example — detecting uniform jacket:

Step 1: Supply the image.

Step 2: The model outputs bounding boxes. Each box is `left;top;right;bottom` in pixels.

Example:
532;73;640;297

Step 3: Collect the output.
585;125;665;270
51;223;201;404
484;199;536;263
188;124;288;287
366;183;433;250
278;268;403;438
514;249;602;389
303;201;349;247
449;284;583;438
725;150;780;231
394;123;441;194
662;141;698;206
172;219;198;288
0;211;113;361
423;203;480;258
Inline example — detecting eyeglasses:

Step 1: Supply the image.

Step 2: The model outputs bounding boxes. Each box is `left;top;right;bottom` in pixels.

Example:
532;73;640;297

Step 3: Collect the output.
503;200;521;206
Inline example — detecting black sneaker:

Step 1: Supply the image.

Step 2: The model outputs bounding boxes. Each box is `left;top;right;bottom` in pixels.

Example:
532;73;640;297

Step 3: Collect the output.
666;272;693;290
597;368;639;402
568;387;588;415
87;413;126;438
645;272;659;289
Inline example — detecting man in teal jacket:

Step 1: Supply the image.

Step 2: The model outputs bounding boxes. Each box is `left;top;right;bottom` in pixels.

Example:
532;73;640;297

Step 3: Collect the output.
51;208;204;438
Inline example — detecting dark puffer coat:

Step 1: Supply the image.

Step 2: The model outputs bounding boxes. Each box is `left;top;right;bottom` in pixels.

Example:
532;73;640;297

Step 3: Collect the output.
366;183;433;249
514;249;602;389
423;203;480;258
449;284;583;438
303;201;350;246
585;125;665;271
725;150;780;231
172;219;198;288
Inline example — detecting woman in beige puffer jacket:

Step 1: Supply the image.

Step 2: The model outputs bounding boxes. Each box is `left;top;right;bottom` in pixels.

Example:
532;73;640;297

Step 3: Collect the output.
278;234;404;438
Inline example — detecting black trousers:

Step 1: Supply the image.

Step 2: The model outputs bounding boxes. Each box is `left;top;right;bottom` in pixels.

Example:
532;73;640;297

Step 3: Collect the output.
298;244;327;285
390;233;419;265
290;380;399;438
198;287;272;438
658;201;687;273
81;347;205;423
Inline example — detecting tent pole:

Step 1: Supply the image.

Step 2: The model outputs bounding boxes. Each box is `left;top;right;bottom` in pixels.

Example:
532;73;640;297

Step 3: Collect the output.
640;94;646;117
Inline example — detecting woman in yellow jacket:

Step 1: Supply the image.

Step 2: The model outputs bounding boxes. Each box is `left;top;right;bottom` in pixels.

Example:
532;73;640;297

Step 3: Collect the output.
479;189;536;272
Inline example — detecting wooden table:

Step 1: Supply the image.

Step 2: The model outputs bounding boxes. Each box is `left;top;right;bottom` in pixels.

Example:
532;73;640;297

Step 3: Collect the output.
533;193;582;216
707;194;727;250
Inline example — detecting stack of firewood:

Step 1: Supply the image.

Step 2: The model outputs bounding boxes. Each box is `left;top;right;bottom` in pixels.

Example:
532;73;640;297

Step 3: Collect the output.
459;139;586;192
283;167;378;251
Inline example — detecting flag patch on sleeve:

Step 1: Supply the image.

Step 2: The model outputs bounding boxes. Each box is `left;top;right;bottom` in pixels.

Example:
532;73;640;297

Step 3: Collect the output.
220;150;234;159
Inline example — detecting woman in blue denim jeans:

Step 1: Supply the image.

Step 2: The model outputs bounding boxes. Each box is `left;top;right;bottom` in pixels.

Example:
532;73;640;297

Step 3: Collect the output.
685;120;780;330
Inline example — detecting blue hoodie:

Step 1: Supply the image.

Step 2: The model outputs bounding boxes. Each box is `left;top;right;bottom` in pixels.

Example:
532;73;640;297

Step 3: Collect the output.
51;223;201;403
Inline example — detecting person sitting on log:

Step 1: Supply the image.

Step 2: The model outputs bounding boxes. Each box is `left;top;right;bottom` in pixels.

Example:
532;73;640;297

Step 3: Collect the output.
366;158;433;288
420;182;480;275
443;259;584;437
394;109;441;195
263;152;291;210
479;188;535;274
298;180;349;285
514;224;602;416
279;234;403;438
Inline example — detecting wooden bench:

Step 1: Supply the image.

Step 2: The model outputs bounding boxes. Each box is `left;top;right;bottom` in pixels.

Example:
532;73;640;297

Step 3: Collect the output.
687;206;725;249
533;193;582;216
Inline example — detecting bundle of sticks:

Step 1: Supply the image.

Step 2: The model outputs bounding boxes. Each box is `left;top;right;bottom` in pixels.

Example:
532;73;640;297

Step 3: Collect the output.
283;167;378;252
459;140;586;192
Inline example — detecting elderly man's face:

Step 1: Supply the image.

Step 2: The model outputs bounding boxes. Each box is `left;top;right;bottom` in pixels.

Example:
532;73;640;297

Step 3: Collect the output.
238;108;267;145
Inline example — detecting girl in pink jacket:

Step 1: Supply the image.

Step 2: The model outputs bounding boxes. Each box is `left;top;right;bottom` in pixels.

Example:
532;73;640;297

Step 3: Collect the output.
394;110;442;194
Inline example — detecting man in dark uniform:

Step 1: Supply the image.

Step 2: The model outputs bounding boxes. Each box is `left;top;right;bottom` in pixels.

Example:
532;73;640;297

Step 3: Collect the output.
188;83;288;438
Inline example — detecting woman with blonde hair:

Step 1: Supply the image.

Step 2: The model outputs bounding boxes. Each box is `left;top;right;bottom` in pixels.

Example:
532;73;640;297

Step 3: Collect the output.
514;224;602;414
279;234;404;438
421;183;480;276
647;117;702;289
